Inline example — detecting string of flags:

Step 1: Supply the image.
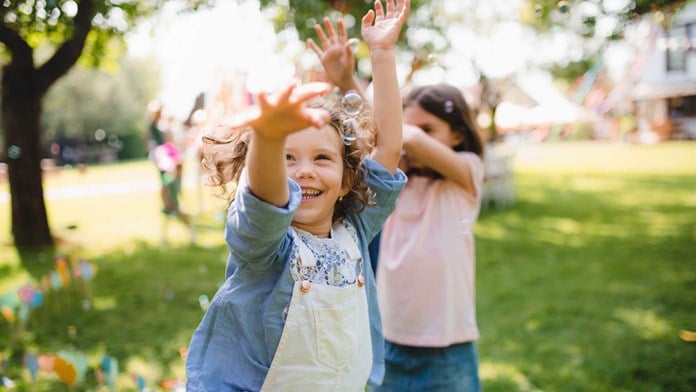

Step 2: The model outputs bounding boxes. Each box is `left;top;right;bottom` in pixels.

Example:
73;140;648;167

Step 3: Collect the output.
0;255;188;390
0;256;96;327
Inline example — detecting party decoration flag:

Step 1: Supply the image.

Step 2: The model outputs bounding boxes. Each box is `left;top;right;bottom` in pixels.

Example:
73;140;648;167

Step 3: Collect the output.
1;306;15;324
49;271;63;291
23;353;39;381
17;284;43;309
132;373;146;391
102;355;118;390
53;357;77;384
55;257;71;286
37;354;56;371
76;259;96;282
58;350;89;384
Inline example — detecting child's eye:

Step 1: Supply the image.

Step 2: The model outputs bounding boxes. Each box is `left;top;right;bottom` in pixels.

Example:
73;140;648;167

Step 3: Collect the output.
421;126;432;134
286;154;295;161
315;154;331;161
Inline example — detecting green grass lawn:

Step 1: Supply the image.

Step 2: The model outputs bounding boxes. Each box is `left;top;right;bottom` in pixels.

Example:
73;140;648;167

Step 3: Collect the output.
1;142;695;391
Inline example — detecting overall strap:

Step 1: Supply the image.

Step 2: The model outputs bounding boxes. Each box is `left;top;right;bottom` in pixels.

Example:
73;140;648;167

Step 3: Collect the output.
290;228;317;268
332;223;361;262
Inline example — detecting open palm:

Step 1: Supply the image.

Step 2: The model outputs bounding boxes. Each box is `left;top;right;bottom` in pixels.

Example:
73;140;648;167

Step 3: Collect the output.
307;18;355;87
361;0;410;51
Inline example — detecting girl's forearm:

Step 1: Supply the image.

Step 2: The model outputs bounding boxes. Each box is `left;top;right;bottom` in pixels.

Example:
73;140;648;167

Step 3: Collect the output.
370;49;402;174
246;131;290;207
336;75;366;98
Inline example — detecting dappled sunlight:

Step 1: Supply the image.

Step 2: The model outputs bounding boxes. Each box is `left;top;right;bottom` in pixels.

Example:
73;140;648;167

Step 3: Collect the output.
92;296;116;311
638;210;687;238
614;308;672;341
475;222;511;240
568;176;626;192
599;185;696;209
480;361;541;392
123;355;168;390
514;142;696;175
534;217;587;247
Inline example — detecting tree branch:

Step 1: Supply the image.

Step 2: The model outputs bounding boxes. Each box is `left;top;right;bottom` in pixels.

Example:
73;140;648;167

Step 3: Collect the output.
36;0;97;95
0;23;33;70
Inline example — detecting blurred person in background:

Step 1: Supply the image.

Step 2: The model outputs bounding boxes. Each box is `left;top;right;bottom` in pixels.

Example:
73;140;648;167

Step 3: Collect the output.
145;99;195;244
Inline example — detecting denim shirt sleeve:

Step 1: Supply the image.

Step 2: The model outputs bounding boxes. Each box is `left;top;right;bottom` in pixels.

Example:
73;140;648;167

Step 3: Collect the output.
224;168;301;276
352;158;407;243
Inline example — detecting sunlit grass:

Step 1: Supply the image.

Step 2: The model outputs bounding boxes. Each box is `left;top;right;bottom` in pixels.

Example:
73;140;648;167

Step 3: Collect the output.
477;141;695;391
1;141;695;390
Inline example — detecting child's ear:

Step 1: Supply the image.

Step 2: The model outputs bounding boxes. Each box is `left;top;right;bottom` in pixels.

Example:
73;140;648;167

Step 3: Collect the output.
339;185;351;200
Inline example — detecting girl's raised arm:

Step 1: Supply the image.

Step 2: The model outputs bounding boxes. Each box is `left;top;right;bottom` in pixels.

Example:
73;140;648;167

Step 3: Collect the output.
242;82;331;207
361;0;410;174
307;17;365;97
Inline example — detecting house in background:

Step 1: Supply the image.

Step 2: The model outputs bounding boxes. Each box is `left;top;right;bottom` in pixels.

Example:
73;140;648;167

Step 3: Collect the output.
630;3;696;141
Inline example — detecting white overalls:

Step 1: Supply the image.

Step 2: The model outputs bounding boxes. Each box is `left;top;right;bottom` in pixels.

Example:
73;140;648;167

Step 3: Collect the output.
261;223;372;391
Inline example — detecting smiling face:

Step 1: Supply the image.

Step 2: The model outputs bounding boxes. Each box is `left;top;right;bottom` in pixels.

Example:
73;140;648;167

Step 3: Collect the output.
286;125;347;237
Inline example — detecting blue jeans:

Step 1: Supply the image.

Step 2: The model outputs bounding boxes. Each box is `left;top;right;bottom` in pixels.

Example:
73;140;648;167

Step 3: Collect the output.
373;340;481;392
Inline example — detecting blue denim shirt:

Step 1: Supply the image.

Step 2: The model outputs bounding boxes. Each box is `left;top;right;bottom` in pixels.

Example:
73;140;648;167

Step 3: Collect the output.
186;159;406;391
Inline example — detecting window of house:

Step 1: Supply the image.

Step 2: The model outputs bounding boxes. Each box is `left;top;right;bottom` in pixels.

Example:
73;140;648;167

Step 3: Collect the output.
668;96;696;118
667;25;688;71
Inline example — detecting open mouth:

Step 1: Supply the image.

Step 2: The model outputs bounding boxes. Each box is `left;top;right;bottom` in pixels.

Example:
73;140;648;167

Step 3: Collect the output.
301;188;322;200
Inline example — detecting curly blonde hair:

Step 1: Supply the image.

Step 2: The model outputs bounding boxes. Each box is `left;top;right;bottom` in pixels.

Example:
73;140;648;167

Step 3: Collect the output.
201;95;376;222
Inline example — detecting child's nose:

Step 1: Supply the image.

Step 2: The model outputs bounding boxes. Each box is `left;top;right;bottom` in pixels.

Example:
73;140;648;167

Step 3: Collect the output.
294;161;316;179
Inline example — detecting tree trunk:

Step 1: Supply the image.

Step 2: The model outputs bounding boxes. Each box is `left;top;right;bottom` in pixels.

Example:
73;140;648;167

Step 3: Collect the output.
2;66;53;250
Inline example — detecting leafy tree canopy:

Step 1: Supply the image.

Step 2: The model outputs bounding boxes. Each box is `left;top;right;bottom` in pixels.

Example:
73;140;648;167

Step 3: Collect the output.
0;0;214;67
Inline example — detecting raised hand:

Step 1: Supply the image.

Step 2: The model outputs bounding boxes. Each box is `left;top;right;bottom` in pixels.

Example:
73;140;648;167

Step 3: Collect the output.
306;18;356;90
361;0;410;52
249;82;331;141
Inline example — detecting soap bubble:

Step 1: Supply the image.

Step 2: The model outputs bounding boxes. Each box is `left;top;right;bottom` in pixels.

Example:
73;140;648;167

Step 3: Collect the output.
341;90;362;116
347;37;360;52
342;118;358;145
198;295;210;311
7;145;21;159
534;3;543;17
557;1;570;14
458;217;473;234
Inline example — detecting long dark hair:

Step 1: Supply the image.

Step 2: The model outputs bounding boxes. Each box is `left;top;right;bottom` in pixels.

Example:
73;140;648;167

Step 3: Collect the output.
403;83;484;158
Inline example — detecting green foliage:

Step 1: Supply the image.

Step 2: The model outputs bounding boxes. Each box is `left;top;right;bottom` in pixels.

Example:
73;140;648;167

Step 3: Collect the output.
520;0;694;82
0;0;217;66
42;55;161;141
549;56;598;83
257;0;437;60
521;0;692;35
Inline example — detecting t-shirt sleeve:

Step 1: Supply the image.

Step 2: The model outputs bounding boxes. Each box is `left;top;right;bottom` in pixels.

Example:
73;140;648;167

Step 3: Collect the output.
461;152;485;202
225;168;301;273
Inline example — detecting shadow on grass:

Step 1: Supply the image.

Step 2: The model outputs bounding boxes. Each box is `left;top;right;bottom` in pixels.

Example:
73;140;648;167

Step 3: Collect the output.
1;240;228;391
476;173;696;392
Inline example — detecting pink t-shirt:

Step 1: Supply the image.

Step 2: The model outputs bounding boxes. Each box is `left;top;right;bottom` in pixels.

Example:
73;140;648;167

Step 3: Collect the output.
377;152;484;347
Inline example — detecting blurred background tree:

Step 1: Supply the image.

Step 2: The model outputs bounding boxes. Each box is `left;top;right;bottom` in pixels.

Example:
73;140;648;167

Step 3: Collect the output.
42;55;161;162
0;0;214;256
521;0;693;83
